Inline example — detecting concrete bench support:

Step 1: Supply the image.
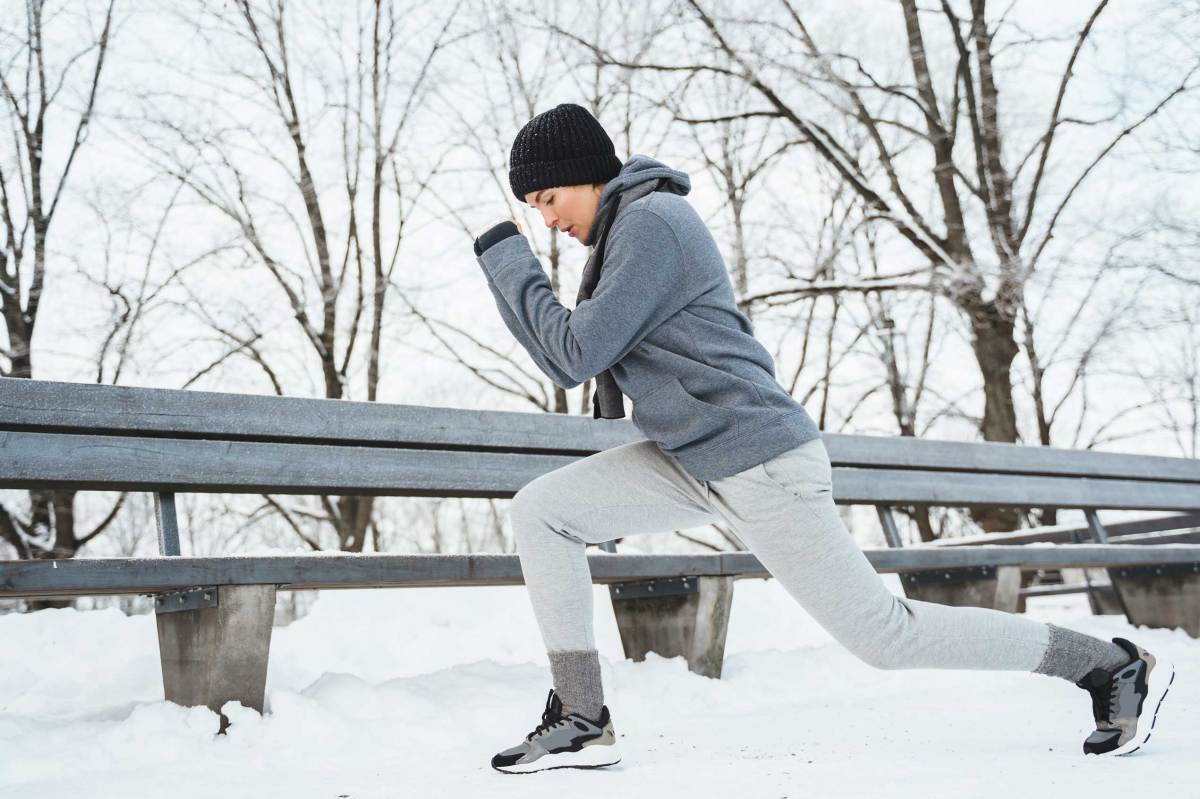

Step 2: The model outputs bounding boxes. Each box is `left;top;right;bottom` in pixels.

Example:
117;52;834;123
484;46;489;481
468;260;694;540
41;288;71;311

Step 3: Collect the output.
609;575;733;678
155;584;276;733
900;565;1022;613
1109;562;1200;637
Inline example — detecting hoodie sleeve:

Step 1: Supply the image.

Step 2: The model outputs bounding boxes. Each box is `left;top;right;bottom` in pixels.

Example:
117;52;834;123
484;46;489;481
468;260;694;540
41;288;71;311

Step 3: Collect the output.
481;270;581;389
477;208;697;384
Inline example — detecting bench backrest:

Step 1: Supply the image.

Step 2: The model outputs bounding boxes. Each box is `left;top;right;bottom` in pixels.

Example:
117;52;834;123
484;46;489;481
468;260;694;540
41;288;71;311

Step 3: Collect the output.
4;377;1199;512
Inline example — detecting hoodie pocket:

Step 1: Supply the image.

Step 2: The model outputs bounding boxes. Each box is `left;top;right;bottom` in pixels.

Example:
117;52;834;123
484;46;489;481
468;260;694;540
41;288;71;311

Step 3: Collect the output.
631;376;739;451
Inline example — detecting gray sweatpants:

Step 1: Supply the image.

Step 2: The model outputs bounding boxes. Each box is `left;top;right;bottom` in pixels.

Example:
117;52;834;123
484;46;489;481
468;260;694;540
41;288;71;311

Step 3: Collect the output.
508;436;1127;717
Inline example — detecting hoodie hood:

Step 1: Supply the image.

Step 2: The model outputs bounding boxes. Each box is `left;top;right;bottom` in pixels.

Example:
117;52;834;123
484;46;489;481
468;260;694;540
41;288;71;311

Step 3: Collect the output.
585;155;691;246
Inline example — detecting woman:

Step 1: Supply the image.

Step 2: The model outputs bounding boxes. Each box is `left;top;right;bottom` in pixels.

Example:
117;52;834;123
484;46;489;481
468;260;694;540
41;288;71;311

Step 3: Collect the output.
472;103;1173;774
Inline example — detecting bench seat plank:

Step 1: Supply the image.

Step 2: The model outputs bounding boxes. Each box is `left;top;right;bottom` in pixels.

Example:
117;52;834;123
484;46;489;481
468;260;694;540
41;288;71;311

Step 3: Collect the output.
928;514;1200;546
2;545;1197;598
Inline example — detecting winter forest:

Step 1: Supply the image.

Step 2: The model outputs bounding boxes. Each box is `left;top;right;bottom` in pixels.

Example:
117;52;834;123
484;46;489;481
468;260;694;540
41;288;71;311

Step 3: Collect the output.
2;0;1199;608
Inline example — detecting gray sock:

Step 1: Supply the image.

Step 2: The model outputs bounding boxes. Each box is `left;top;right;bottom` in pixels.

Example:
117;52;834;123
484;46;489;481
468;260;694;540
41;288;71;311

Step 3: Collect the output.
1032;623;1133;684
547;649;604;720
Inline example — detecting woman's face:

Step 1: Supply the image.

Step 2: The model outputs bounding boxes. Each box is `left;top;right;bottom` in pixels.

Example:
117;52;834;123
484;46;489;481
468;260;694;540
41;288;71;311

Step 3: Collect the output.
524;183;606;243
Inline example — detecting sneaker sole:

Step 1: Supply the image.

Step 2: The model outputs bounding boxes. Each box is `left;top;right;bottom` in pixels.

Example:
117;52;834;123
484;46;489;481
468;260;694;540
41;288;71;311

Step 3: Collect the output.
1107;658;1175;756
492;744;622;774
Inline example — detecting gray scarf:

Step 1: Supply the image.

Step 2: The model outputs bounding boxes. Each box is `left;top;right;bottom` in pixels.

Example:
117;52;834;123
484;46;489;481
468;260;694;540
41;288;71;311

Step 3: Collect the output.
575;178;669;419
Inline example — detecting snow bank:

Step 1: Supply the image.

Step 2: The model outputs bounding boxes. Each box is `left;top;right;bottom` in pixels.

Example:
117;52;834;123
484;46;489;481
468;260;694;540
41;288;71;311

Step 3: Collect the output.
1;577;1195;798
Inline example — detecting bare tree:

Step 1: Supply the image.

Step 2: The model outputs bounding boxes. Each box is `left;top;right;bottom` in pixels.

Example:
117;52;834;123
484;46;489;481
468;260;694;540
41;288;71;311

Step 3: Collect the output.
663;56;805;317
0;1;115;380
417;0;576;415
1131;297;1200;459
134;0;464;552
0;2;132;596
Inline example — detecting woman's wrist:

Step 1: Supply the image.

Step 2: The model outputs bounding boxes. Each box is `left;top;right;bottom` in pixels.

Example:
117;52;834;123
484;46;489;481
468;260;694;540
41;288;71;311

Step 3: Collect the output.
474;221;521;256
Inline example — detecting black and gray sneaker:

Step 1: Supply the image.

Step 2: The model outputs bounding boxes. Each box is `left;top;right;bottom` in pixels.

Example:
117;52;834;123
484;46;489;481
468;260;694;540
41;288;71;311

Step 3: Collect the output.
491;688;621;774
1075;636;1174;756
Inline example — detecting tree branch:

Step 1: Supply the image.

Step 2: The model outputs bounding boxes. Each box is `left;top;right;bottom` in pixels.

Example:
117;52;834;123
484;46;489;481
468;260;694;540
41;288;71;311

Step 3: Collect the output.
1017;0;1110;245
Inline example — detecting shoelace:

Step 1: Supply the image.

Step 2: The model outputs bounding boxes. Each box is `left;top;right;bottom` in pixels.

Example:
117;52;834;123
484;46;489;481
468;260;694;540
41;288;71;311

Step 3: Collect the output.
1089;680;1116;724
1082;666;1128;725
527;716;571;741
526;689;570;741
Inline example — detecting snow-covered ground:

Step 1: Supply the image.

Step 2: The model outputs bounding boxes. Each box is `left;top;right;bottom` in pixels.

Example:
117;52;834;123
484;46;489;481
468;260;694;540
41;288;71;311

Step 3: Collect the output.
1;575;1195;798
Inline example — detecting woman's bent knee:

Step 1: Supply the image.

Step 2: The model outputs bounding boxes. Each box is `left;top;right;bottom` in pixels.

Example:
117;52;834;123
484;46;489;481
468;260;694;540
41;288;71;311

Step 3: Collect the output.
509;477;560;525
509;483;589;546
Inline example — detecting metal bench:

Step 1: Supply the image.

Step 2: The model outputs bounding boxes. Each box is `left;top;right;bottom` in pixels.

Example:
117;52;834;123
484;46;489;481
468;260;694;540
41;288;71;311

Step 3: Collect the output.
2;377;1198;733
925;512;1200;614
856;437;1200;628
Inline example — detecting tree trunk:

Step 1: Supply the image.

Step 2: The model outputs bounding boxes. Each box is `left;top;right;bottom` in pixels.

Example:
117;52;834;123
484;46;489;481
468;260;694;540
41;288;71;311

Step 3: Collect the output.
965;302;1021;532
336;495;376;552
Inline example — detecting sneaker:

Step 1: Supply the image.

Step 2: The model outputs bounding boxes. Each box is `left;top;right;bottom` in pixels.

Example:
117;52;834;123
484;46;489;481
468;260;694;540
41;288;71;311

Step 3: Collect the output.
1075;636;1175;756
491;688;621;774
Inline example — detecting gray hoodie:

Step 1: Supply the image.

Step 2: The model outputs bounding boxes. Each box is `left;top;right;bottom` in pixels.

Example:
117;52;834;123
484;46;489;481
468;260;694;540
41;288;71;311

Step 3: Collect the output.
478;154;821;482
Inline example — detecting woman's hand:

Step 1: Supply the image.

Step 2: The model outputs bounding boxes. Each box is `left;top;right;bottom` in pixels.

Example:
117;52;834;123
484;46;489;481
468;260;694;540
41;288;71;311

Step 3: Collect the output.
473;219;525;257
474;219;524;240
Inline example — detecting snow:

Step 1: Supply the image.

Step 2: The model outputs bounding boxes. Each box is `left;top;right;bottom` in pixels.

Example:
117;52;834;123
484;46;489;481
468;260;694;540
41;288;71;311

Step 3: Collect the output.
1;576;1196;798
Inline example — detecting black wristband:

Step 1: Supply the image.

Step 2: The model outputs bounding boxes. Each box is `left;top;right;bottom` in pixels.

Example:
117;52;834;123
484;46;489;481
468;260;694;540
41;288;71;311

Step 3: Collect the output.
474;221;521;256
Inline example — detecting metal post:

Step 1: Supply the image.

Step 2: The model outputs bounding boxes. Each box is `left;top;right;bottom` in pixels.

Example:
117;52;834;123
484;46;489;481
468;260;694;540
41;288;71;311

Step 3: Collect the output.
876;505;903;548
1066;526;1102;614
155;492;181;556
1084;509;1109;543
1083;508;1133;619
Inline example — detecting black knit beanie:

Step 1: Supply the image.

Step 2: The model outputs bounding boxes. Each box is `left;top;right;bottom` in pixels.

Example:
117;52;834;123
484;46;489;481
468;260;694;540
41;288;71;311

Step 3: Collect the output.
509;103;623;202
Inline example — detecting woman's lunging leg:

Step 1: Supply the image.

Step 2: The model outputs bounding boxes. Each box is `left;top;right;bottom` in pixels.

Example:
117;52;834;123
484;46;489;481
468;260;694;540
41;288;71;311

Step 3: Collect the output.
706;438;1130;681
507;439;719;719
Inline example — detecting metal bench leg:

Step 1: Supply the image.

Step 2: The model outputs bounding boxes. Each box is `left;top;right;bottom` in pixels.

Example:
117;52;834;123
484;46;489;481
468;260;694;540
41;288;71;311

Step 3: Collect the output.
155;584;276;733
900;565;1023;613
608;575;734;678
1060;566;1124;615
875;506;903;548
1082;510;1137;619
